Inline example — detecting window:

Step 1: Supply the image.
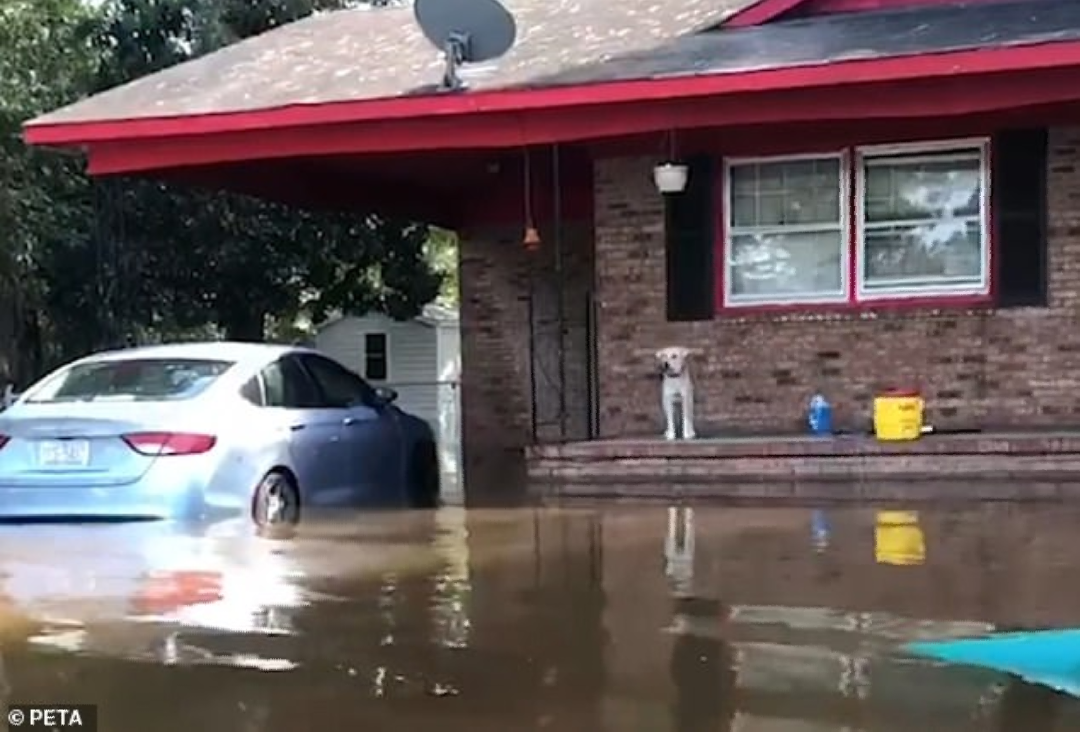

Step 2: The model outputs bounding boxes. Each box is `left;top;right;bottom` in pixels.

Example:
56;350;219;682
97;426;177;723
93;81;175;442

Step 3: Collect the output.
25;358;234;404
725;155;846;305
364;333;388;381
261;357;323;409
857;142;988;298
721;139;990;309
300;354;377;409
239;376;264;406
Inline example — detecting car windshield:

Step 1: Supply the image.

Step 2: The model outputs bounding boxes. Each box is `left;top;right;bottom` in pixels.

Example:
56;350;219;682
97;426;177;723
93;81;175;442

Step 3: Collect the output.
24;358;236;403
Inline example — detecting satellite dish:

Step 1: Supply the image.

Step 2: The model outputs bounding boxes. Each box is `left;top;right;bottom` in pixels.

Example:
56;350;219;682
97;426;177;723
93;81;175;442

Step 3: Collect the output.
414;0;517;92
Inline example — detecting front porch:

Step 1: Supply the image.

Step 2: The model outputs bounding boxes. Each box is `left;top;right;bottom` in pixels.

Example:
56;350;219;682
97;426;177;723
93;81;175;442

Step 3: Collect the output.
527;431;1080;500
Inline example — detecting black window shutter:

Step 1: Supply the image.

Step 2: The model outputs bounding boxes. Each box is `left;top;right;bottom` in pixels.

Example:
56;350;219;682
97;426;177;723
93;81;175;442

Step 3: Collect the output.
665;155;716;321
994;128;1048;307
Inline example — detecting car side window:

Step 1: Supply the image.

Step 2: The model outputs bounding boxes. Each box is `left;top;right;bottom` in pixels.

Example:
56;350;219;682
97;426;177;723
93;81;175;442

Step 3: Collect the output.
261;357;324;409
239;376;264;406
300;354;376;409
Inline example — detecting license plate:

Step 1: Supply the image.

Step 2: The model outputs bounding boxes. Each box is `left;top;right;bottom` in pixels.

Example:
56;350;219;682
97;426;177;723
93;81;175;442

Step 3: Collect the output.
37;439;91;468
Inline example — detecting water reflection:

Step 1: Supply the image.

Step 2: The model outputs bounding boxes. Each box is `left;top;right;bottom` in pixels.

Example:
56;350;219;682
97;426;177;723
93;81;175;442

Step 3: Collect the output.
874;510;926;567
999;678;1064;732
0;504;1074;730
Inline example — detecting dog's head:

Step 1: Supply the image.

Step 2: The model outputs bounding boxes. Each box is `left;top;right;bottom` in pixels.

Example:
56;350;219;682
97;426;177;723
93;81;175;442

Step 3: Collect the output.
656;346;694;378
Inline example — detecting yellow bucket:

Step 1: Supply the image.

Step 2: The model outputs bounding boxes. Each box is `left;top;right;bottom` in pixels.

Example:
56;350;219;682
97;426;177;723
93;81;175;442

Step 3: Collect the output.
874;510;926;566
873;389;924;441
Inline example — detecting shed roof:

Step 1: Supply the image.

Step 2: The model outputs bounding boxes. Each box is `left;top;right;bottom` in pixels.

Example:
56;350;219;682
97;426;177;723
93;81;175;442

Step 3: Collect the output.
28;0;753;129
318;304;459;332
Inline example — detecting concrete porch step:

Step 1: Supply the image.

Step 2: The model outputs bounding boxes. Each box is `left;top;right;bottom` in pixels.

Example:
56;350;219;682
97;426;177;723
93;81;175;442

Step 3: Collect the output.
526;432;1080;500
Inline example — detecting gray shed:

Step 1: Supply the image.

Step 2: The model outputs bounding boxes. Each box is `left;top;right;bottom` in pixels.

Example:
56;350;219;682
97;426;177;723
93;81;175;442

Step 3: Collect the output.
314;305;461;500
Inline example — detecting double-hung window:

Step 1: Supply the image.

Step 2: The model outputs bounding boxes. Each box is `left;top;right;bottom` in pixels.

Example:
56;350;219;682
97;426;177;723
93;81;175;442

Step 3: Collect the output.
721;138;991;309
857;140;989;298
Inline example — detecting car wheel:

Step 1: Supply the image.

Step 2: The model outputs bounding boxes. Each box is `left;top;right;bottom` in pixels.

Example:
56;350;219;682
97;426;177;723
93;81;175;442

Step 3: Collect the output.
410;440;440;509
252;470;301;526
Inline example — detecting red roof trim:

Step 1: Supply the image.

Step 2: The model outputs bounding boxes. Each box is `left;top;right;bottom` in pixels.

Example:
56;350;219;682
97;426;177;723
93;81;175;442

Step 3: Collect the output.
84;63;1080;175
720;0;808;27
23;40;1080;151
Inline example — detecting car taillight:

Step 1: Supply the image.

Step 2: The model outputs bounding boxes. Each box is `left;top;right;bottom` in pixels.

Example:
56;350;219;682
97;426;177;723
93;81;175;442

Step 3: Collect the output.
122;432;216;456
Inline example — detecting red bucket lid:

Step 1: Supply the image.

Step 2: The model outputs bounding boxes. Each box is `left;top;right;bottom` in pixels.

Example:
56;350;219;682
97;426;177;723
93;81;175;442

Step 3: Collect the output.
881;388;920;397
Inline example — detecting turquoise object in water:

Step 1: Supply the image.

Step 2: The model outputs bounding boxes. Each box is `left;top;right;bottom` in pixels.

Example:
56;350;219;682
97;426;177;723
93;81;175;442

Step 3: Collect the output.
905;629;1080;697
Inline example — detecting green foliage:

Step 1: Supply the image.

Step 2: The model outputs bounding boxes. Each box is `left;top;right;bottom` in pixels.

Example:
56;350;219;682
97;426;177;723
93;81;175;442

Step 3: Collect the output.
0;0;100;378
1;0;453;378
426;228;460;306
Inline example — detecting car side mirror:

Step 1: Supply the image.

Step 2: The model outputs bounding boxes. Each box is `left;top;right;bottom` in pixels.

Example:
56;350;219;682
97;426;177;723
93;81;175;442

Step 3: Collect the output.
374;386;398;405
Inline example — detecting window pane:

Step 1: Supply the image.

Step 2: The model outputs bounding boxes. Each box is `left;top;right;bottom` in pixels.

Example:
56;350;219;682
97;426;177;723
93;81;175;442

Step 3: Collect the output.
27;358;234;404
364;333;388;381
302;354;371;408
729;230;844;299
862;219;983;287
364;333;387;357
860;147;986;292
264;358;323;409
731;194;757;228
863;154;981;223
729;158;840;228
239;377;263;407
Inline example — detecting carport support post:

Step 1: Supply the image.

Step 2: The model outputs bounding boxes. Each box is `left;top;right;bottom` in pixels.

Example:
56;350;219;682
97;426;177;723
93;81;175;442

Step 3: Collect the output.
93;179;127;350
552;143;568;442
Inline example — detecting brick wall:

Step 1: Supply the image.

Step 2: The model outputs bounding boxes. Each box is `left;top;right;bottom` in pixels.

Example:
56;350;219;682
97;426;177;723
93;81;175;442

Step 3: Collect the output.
458;127;1080;469
593;127;1080;437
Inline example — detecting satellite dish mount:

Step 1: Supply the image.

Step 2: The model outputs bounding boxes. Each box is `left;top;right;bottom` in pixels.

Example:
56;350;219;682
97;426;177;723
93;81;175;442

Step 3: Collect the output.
442;31;472;91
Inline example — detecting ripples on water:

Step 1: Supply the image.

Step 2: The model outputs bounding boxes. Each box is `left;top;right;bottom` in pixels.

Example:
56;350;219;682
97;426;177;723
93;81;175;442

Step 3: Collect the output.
0;503;1077;731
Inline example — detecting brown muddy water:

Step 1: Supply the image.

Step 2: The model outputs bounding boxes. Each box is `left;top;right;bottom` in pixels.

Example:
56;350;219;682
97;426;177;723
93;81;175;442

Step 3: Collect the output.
0;504;1078;731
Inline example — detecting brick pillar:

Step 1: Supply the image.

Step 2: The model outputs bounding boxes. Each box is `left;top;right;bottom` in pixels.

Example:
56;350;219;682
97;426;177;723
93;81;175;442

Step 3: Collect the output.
458;221;595;498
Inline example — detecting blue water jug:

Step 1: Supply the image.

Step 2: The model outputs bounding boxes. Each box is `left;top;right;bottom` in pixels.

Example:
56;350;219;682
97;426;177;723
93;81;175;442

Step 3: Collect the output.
808;394;833;436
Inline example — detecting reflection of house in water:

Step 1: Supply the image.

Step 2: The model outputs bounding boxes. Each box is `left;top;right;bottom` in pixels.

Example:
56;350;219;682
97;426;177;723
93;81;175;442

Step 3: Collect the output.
429;507;472;650
598;507;1080;731
662;505;738;731
665;507;696;596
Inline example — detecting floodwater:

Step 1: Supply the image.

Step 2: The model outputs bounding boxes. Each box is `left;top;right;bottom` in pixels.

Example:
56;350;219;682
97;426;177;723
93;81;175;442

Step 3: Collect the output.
1;504;1079;731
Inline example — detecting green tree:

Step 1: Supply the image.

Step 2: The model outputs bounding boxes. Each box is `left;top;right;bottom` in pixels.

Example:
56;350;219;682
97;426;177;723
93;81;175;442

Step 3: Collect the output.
0;0;100;378
63;0;444;343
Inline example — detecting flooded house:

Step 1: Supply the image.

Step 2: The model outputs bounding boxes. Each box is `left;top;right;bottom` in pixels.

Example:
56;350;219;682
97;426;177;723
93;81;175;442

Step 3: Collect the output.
23;0;1080;494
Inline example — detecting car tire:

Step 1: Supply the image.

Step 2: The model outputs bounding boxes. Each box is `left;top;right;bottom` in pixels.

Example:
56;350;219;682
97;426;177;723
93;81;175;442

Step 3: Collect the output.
410;440;440;509
252;470;301;526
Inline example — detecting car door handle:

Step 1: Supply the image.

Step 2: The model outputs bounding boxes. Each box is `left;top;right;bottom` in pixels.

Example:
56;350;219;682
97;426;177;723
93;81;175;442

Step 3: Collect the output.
343;417;361;426
289;423;306;431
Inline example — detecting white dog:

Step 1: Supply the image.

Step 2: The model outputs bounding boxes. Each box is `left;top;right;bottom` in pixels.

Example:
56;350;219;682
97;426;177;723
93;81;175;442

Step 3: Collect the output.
656;346;698;441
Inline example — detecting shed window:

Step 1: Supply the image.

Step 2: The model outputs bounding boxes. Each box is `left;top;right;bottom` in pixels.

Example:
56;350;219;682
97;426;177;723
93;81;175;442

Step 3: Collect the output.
364;333;388;381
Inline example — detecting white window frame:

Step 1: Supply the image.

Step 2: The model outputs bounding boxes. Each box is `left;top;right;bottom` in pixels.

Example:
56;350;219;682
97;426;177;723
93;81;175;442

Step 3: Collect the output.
363;332;390;382
723;152;850;308
854;138;991;301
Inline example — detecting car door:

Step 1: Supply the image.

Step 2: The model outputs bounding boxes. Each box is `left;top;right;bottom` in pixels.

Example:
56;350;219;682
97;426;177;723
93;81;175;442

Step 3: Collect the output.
262;356;354;507
298;353;404;505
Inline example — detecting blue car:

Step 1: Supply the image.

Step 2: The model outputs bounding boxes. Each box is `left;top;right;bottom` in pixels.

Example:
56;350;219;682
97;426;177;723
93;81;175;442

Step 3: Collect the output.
0;342;440;524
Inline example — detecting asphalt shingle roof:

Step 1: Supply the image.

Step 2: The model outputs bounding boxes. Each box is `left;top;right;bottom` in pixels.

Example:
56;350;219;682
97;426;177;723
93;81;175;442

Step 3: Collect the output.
29;0;756;127
529;0;1080;88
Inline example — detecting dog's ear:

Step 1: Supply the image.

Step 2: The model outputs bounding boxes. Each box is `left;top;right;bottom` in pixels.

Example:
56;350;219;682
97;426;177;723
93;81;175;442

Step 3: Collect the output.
655;349;668;360
687;347;705;357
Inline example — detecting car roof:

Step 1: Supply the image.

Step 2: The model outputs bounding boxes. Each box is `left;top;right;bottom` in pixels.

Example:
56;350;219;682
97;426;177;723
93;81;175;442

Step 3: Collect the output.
76;341;317;368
